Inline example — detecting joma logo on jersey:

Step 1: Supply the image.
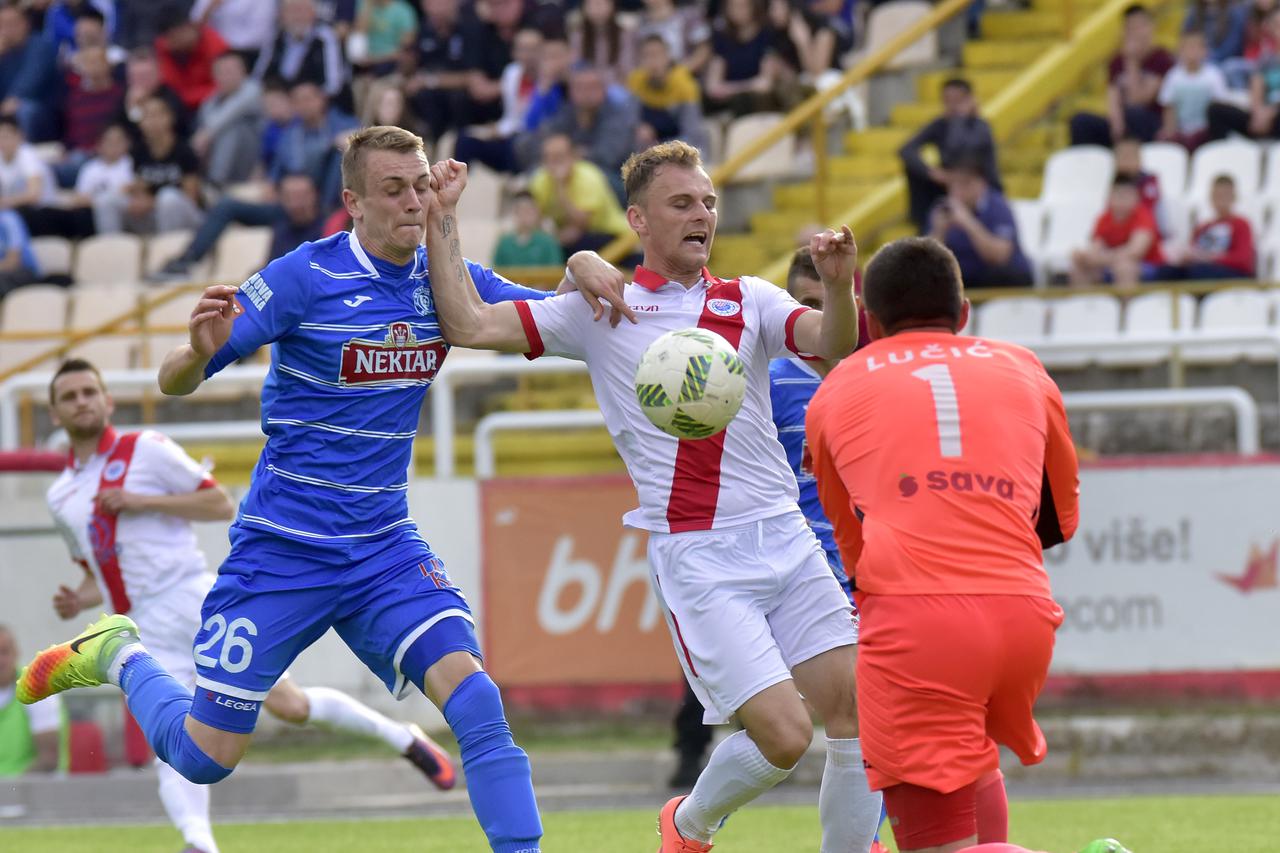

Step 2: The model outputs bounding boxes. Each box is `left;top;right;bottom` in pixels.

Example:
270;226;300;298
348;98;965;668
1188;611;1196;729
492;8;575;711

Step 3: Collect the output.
339;321;448;386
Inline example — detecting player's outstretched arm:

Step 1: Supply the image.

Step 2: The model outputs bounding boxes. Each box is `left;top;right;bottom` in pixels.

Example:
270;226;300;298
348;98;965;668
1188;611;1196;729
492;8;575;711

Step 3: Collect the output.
425;160;538;352
791;226;859;360
158;284;241;396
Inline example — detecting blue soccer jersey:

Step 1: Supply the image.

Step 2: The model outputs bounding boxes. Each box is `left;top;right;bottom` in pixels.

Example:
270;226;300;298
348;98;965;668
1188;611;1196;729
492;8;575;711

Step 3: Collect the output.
205;231;550;541
768;357;843;578
188;231;555;730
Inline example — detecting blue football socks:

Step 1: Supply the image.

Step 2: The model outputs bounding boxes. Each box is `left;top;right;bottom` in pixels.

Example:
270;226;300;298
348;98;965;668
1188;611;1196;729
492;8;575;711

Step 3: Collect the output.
444;671;543;853
120;652;232;785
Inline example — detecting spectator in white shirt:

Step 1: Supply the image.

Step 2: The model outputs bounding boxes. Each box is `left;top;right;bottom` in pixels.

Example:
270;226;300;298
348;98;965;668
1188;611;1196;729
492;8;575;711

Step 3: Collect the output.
0;117;56;212
1157;29;1230;150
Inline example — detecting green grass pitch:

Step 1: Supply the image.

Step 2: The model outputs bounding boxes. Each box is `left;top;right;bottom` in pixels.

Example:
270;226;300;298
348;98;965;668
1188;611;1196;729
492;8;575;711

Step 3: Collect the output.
2;795;1276;852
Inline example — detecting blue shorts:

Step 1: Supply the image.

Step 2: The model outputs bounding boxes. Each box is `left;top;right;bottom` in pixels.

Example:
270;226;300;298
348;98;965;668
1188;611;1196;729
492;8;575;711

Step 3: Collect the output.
190;524;480;733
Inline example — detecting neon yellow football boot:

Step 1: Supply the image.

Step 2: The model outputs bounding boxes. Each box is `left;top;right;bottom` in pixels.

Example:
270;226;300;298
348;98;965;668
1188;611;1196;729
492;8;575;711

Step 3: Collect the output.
17;613;140;704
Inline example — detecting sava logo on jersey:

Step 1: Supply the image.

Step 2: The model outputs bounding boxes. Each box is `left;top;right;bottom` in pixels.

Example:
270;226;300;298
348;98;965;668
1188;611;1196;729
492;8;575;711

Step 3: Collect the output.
339;321;448;386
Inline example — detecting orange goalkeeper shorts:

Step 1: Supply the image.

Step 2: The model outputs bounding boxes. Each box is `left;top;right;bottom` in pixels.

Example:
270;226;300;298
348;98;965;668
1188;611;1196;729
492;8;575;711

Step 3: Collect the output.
855;593;1064;794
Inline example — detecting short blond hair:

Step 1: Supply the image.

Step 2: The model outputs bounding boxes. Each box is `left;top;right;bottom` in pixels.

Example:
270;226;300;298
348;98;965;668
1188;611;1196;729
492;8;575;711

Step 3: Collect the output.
341;125;426;195
621;140;703;205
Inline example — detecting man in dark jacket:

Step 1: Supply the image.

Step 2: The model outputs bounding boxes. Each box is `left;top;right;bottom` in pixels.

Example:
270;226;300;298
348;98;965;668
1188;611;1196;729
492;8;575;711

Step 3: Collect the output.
898;78;1001;234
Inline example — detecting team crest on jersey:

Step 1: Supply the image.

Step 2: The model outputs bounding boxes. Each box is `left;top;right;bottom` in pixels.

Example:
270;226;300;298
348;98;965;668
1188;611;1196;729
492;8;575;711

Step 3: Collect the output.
706;298;741;317
413;285;434;316
339;321;448;386
102;460;127;483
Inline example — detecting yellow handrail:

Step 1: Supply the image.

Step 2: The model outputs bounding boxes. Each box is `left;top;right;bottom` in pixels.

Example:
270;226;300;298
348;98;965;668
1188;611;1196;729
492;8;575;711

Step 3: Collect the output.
753;0;1175;283
599;0;975;264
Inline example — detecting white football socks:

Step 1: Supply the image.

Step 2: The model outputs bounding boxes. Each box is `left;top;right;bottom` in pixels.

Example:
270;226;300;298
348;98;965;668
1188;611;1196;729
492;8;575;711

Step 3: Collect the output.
675;730;793;844
819;737;882;853
105;642;146;688
156;760;219;853
301;686;414;753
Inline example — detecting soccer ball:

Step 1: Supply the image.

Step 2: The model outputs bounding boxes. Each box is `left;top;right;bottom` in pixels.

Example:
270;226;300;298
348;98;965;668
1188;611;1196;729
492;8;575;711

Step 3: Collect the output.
634;328;747;440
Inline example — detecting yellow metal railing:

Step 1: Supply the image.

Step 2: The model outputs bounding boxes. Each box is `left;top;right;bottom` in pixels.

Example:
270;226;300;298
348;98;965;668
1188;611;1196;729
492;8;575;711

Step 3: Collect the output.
749;0;1175;283
599;0;976;265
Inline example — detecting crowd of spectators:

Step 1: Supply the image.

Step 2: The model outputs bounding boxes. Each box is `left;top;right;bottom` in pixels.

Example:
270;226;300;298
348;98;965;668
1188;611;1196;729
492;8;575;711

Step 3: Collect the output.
0;0;873;292
1070;1;1280;150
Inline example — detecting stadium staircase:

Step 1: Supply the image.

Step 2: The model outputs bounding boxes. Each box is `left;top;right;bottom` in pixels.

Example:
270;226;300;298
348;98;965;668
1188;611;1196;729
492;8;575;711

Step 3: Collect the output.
709;0;1182;274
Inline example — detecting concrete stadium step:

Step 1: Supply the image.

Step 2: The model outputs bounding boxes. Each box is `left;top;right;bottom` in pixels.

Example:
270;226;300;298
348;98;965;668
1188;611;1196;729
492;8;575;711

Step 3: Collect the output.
915;69;1020;103
980;10;1070;39
1003;172;1044;199
772;181;883;213
962;39;1057;69
1028;0;1109;12
748;209;823;239
889;101;945;128
1000;147;1051;175
842;127;911;156
828;156;901;181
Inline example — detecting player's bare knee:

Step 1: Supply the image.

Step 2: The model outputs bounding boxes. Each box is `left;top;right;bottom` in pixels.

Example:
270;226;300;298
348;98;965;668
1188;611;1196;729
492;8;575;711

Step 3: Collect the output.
748;711;813;769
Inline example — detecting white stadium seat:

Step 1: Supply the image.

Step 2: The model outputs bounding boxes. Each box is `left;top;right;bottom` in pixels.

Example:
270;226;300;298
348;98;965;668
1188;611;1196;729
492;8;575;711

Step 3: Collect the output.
212;226;273;284
846;0;936;71
457;162;503;222
1184;287;1273;364
1010;199;1045;269
1040;197;1102;279
1041;146;1113;208
74;234;143;286
976;297;1048;347
1042;294;1122;368
67;283;140;370
0;284;69;373
1140;142;1189;198
1187;140;1262;207
1097;291;1196;368
723;113;796;181
30;236;72;277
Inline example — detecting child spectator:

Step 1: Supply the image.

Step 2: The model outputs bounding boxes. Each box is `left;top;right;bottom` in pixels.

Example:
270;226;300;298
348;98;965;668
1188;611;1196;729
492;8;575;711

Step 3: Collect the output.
1070;174;1164;286
1157;30;1229;150
96;95;204;234
22;123;132;239
493;191;564;267
627;34;708;151
1163;174;1255;279
62;45;124;165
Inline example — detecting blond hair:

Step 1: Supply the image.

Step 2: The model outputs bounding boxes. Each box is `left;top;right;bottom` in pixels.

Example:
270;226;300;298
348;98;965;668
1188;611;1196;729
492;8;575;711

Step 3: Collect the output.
341;125;426;195
621;140;703;205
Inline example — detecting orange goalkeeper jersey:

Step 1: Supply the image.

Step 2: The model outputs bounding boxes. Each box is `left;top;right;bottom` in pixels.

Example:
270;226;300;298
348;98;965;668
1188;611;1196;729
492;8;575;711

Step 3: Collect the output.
806;332;1079;598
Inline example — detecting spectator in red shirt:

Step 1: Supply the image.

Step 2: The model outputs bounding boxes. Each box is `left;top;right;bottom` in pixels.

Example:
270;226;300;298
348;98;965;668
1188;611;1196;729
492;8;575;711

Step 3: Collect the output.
1070;174;1164;286
1162;174;1256;279
1070;5;1175;146
63;45;123;158
155;6;228;112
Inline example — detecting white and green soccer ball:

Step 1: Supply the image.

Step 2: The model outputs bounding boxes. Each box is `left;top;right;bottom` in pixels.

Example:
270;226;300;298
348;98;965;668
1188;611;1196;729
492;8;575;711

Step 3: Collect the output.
634;328;747;440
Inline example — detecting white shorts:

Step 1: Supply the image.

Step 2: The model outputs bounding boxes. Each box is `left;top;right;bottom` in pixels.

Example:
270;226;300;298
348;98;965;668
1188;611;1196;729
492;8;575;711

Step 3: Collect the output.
130;573;215;690
647;510;857;725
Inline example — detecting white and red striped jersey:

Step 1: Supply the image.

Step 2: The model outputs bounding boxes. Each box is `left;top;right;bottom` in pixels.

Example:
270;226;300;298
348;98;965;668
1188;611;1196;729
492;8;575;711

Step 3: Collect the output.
516;266;816;533
46;427;216;613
